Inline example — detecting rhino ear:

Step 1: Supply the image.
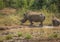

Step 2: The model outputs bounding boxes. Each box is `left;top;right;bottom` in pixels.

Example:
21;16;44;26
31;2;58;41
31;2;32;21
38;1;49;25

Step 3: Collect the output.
24;13;27;16
23;14;25;16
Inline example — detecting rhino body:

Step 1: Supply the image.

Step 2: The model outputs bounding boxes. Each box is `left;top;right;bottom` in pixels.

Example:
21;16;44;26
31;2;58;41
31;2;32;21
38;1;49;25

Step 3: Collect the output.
52;16;60;26
52;18;60;26
21;13;45;26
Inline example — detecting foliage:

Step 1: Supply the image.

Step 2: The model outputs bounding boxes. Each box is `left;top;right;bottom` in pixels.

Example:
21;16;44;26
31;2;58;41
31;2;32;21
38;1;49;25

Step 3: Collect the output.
0;0;5;9
18;32;22;37
6;34;13;40
0;0;60;25
48;33;58;38
0;14;20;26
0;0;59;12
25;33;32;39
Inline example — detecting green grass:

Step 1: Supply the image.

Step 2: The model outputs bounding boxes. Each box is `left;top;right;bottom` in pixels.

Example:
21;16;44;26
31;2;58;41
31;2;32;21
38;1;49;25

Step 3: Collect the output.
0;14;20;26
17;32;22;37
5;34;13;40
40;9;54;25
25;33;32;39
48;33;58;38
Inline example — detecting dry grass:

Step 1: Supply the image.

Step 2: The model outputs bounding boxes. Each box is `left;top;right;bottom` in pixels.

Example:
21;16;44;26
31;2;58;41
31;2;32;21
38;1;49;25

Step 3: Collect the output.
0;8;16;14
0;27;60;41
6;27;60;38
0;8;55;26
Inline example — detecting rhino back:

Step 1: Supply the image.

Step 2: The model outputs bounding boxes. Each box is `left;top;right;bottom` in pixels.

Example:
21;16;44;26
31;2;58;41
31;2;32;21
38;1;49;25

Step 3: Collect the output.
27;15;45;22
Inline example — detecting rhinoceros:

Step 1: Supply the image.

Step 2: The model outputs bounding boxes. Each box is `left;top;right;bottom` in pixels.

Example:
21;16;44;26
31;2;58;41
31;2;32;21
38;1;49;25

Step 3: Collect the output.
52;16;60;26
20;13;45;26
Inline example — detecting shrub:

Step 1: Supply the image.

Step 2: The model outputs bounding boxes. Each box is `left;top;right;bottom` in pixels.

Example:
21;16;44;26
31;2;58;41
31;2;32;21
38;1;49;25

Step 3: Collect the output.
6;34;13;40
17;32;22;37
25;33;32;39
48;33;58;38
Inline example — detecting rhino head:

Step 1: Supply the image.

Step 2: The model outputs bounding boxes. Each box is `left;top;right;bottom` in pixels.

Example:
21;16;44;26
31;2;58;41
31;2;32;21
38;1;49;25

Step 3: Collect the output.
20;13;28;24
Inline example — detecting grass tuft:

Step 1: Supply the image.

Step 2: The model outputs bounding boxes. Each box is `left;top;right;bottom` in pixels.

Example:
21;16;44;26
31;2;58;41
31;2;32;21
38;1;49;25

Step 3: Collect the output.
6;34;13;40
17;32;22;37
25;33;32;39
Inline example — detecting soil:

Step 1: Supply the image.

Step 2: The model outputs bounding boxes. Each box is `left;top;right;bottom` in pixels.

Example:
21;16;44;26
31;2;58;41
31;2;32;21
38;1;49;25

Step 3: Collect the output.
0;25;60;42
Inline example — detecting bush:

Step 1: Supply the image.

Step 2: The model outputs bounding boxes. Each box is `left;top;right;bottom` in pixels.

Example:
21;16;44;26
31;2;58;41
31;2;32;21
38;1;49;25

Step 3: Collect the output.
25;33;32;39
48;33;58;38
18;32;22;37
6;34;13;40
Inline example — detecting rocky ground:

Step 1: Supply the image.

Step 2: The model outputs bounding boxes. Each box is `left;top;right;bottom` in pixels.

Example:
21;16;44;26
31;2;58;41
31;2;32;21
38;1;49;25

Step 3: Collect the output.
0;25;60;42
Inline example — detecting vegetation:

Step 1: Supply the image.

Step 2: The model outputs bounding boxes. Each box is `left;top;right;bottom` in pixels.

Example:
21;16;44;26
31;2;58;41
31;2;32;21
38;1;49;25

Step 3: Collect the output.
0;28;60;41
0;0;60;41
0;0;60;25
25;33;32;39
17;32;22;37
6;34;13;40
0;37;5;42
0;0;59;12
49;33;58;38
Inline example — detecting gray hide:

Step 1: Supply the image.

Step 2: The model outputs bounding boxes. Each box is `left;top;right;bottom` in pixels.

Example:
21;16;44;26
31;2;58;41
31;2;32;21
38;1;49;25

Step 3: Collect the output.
20;13;45;26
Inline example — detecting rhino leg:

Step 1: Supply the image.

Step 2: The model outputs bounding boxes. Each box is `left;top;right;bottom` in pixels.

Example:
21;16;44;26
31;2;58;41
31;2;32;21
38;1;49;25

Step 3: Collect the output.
39;22;43;27
29;21;33;26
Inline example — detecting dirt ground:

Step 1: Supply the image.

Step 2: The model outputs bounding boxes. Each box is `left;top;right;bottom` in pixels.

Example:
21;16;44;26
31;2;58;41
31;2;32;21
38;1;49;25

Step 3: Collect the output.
0;25;60;42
